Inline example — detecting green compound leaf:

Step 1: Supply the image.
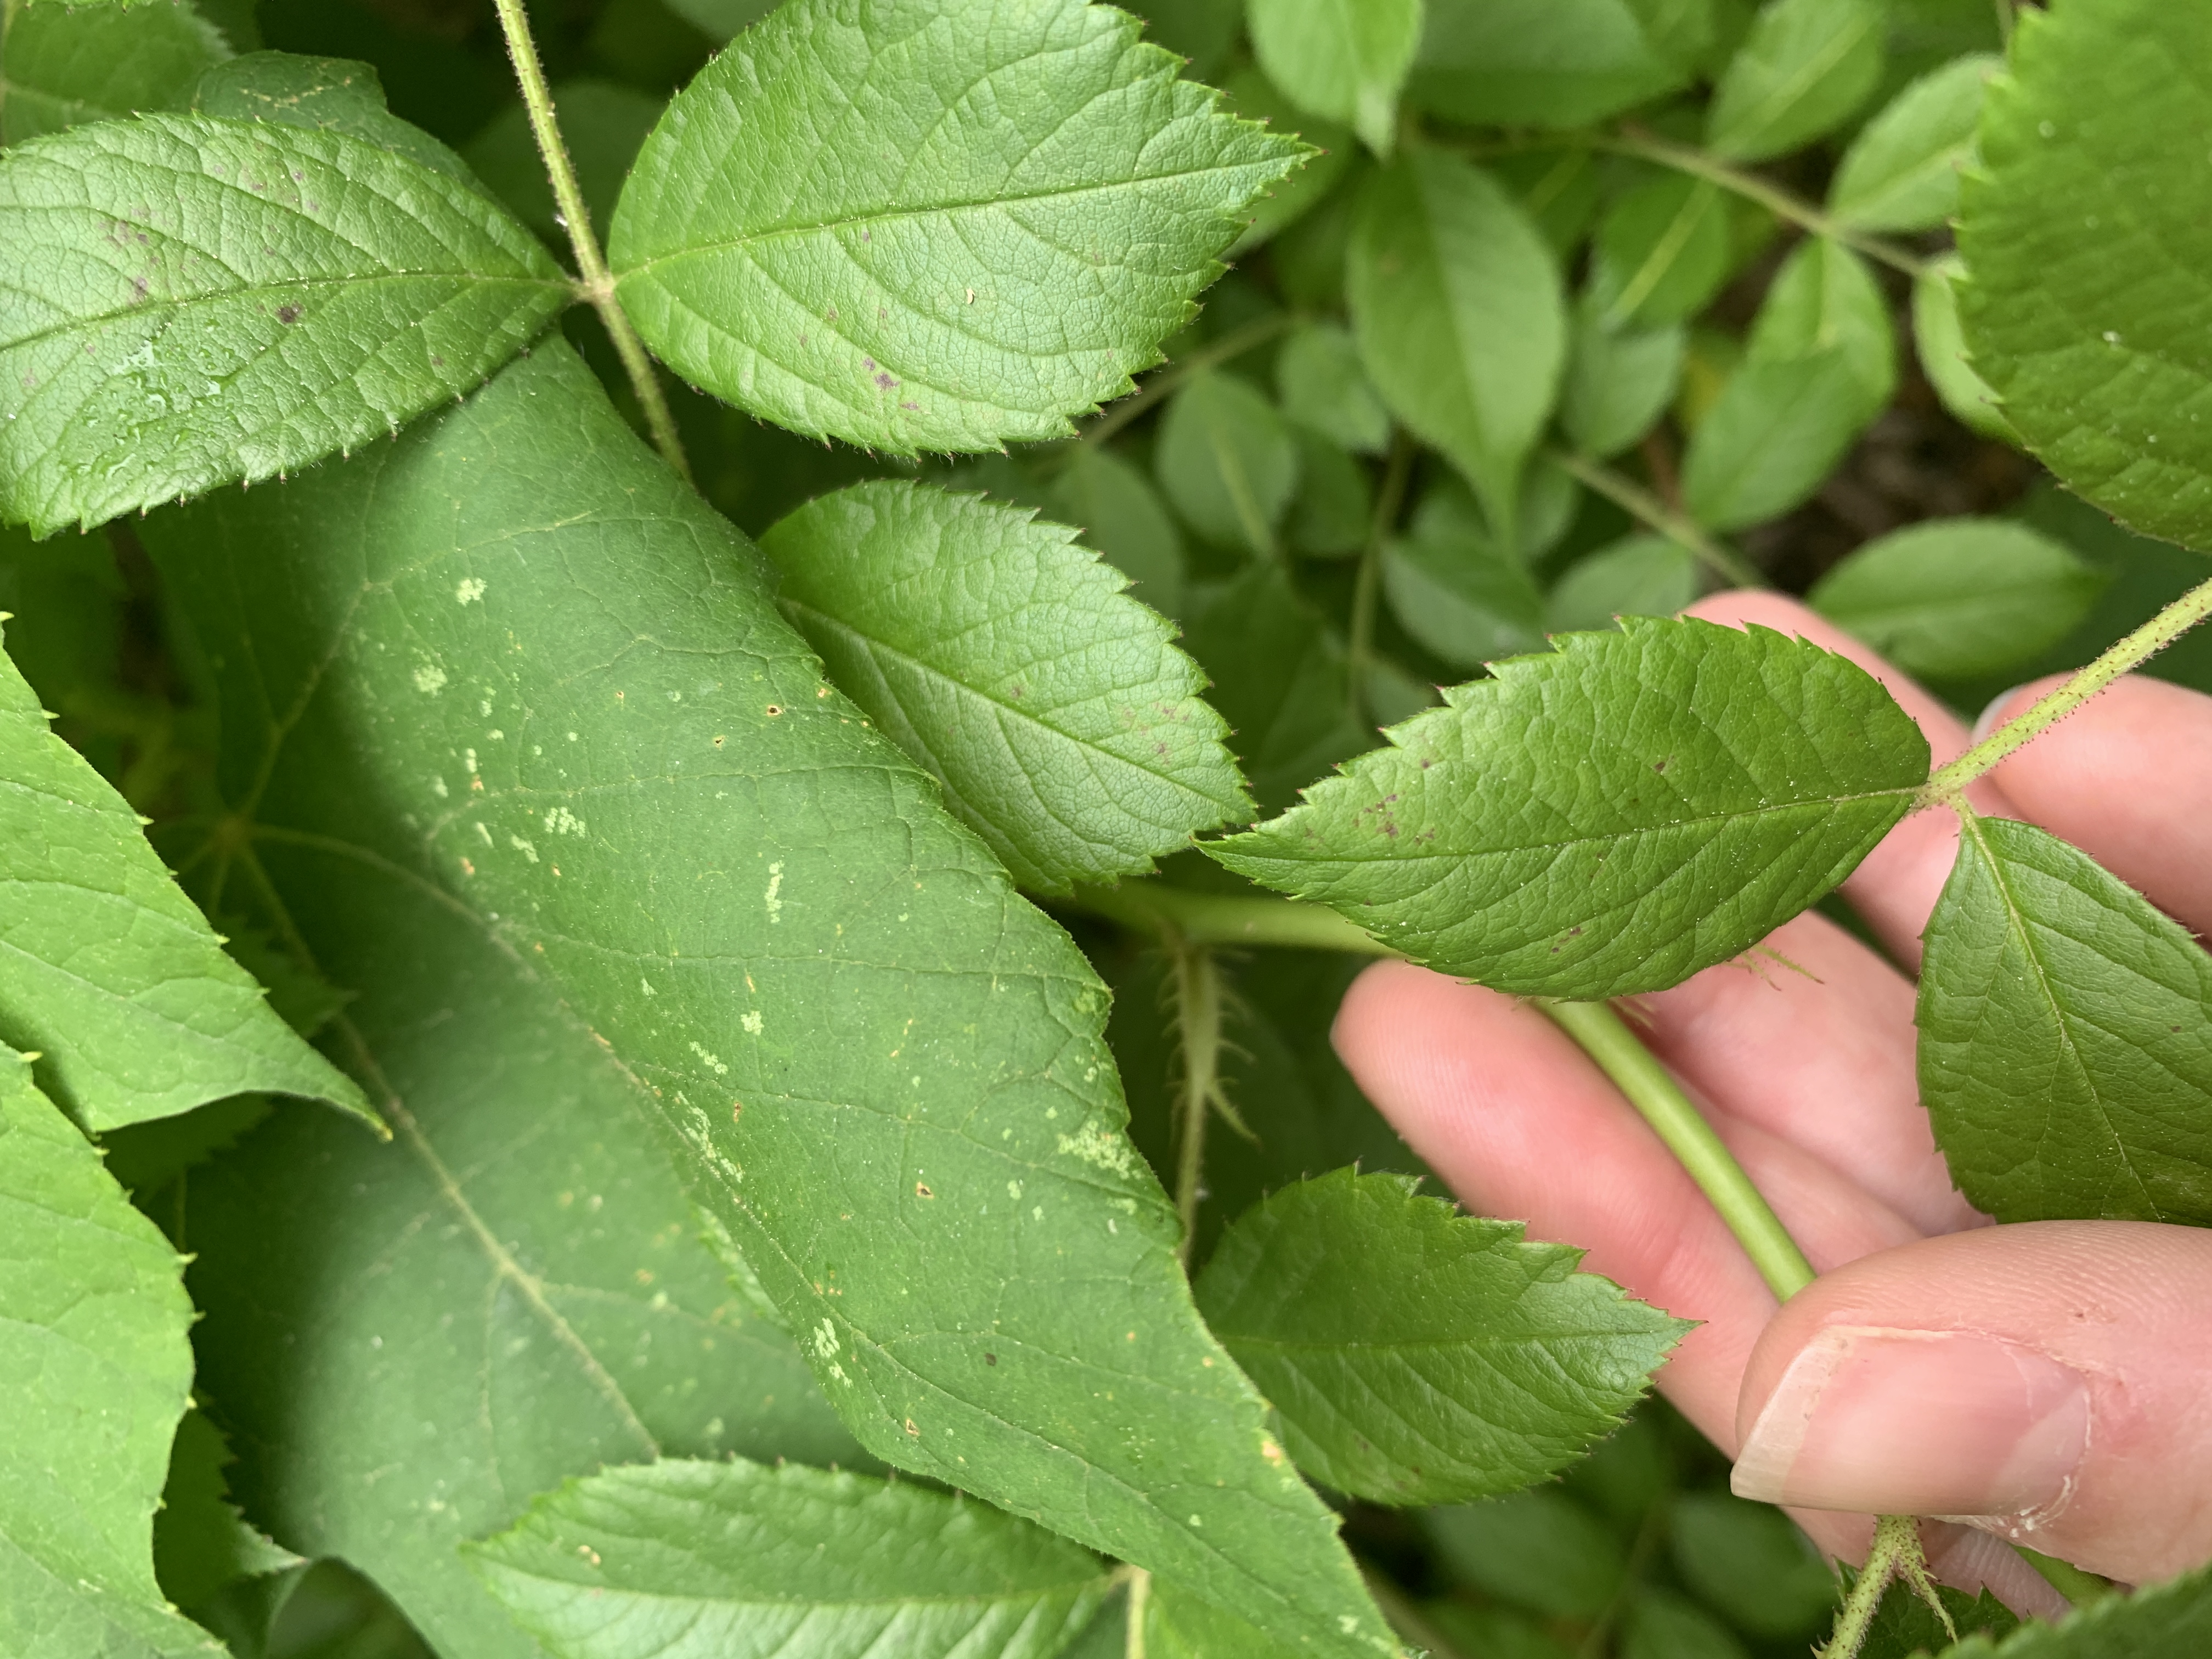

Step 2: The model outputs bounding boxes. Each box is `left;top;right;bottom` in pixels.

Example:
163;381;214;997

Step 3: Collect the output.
1808;517;2106;680
0;1045;220;1659
1706;0;1884;162
1561;301;1684;460
761;481;1249;895
1278;320;1390;456
1918;812;2212;1226
608;0;1302;455
148;343;1397;1659
468;1459;1111;1659
0;621;369;1132
0;112;566;535
1195;1170;1685;1508
1827;53;1995;233
1047;444;1187;617
189;50;482;187
1589;173;1731;332
1545;535;1696;633
1381;523;1545;673
1246;0;1422;156
1914;255;2011;441
1221;67;1351;258
1156;368;1302;558
0;0;230;146
1205;618;1931;1000
1958;0;2212;551
1940;1561;2212;1659
1348;148;1565;535
1407;0;1699;131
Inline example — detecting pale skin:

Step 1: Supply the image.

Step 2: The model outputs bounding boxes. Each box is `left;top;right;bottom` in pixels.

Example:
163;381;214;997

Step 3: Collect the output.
1333;593;2212;1613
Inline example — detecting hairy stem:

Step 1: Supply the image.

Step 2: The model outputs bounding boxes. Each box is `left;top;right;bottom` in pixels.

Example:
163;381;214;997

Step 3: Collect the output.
1604;128;1929;279
1347;430;1417;727
1919;573;2212;806
1551;450;1767;591
1822;1516;1956;1659
1081;311;1299;449
1541;999;1816;1299
1169;940;1224;1267
489;0;692;484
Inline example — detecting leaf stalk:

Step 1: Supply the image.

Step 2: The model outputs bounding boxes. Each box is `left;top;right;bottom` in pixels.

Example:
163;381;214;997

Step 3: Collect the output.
1348;430;1417;729
1169;938;1225;1267
1918;572;2212;807
1551;449;1767;591
1080;311;1300;449
488;0;692;485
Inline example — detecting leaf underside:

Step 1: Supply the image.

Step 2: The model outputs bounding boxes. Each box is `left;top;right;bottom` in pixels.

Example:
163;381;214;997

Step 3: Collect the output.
608;0;1302;454
1196;1171;1686;1508
1918;812;2212;1226
0;112;566;534
144;341;1395;1659
468;1458;1110;1659
1206;617;1931;1000
763;480;1249;895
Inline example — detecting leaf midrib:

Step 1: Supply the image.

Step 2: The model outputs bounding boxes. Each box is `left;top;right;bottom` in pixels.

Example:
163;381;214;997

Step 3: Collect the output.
480;1566;1109;1615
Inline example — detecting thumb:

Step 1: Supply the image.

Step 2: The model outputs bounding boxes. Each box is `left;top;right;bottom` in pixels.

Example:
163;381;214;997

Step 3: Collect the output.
1730;1221;2212;1587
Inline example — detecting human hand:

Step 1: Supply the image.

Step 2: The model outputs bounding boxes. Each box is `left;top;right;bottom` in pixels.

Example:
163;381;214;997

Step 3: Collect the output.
1330;592;2212;1606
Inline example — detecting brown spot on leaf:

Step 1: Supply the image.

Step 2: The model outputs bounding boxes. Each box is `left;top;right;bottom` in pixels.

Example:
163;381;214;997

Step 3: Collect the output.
276;304;302;325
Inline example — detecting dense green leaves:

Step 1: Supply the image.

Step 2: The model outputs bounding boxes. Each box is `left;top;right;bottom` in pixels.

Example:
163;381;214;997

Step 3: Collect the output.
1918;812;2212;1226
0;623;368;1131
149;344;1395;1658
1407;0;1699;130
1547;535;1697;632
1914;256;2010;441
1278;321;1390;455
1562;302;1684;459
0;112;566;534
469;1459;1111;1659
1589;174;1731;332
1706;0;1884;162
1207;618;1931;998
1943;1564;2212;1658
1958;0;2212;551
1048;445;1187;616
0;1045;217;1659
0;0;230;146
1827;53;1994;233
1156;369;1301;556
1246;0;1420;155
1809;518;2105;680
1348;148;1564;534
1382;520;1545;672
189;52;481;185
607;0;1302;454
1195;1171;1684;1506
761;481;1248;894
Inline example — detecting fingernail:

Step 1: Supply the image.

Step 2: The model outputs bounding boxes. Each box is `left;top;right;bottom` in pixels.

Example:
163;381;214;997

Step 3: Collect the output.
1972;686;2030;742
1732;1327;2090;1519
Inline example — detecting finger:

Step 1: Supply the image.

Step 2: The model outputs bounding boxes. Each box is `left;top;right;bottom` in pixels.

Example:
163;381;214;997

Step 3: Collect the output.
1683;592;2018;968
1629;911;1984;1238
1731;1221;2212;1586
1983;673;2212;938
1333;961;1921;1454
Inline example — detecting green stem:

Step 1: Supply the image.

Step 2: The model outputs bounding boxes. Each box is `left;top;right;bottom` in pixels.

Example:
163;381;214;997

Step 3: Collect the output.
1062;883;1392;956
1602;128;1929;279
488;0;692;486
1169;940;1224;1267
1124;1567;1151;1659
1822;1516;1956;1659
1540;1000;1815;1299
1551;449;1767;591
1919;573;2212;806
1993;0;2015;46
1347;430;1416;727
1080;311;1299;450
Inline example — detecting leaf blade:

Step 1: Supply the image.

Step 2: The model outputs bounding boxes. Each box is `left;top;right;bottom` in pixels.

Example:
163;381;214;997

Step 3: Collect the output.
1246;0;1423;155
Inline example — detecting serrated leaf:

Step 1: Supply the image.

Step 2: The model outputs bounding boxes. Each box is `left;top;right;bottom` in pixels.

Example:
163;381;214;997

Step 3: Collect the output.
607;0;1302;455
1220;67;1352;256
661;0;780;39
1827;53;1995;232
1195;1170;1685;1507
1809;517;2106;680
1941;1561;2212;1659
1706;0;1884;161
0;620;370;1131
1590;173;1732;332
1278;320;1390;455
152;1409;301;1615
1407;0;1696;129
1562;303;1685;460
1545;534;1697;633
190;50;482;185
146;343;1397;1659
1856;1574;2017;1659
1918;811;2212;1225
1382;527;1546;672
1247;0;1422;155
1205;618;1931;999
1047;444;1188;617
0;112;567;534
0;1044;221;1659
0;0;230;146
1155;369;1302;557
1956;0;2212;551
1348;148;1564;534
761;481;1249;894
1913;256;2012;442
467;1459;1110;1659
1182;562;1372;815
